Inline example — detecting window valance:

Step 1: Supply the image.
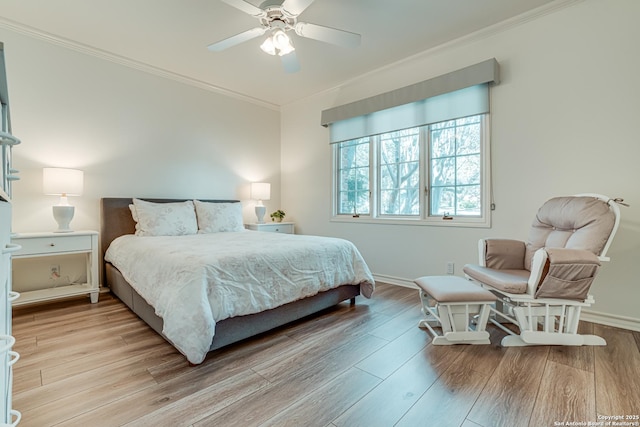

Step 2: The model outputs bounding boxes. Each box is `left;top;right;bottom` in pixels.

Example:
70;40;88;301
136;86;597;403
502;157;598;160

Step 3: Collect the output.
321;58;500;144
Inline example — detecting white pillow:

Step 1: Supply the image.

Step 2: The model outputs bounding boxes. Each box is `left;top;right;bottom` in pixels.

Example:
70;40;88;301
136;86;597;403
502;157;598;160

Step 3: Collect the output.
131;199;198;236
194;200;245;233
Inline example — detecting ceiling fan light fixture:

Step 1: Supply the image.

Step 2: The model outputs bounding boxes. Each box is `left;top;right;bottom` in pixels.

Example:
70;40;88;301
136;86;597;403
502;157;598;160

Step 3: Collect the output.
260;36;277;55
272;29;295;55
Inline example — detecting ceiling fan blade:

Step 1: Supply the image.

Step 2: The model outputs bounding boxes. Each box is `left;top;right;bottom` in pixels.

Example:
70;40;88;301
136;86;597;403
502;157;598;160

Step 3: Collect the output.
294;22;361;48
281;0;315;16
219;0;264;16
207;27;266;51
281;51;301;73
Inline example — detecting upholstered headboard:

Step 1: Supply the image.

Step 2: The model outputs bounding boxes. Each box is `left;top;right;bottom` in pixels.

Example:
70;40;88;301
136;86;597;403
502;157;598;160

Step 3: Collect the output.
99;198;238;262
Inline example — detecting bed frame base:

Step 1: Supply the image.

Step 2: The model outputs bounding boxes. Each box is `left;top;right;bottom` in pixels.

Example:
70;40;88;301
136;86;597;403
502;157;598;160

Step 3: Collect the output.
106;263;360;354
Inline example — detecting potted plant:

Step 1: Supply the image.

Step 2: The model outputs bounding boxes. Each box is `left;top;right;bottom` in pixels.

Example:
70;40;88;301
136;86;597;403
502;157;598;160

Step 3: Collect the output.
270;209;286;222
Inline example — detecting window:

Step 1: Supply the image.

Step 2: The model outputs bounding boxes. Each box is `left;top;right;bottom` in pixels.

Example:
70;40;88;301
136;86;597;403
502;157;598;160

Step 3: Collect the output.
322;59;498;226
333;114;489;226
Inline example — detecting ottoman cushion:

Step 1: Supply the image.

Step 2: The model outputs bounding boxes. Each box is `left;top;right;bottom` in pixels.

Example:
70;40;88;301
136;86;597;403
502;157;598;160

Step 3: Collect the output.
414;276;497;303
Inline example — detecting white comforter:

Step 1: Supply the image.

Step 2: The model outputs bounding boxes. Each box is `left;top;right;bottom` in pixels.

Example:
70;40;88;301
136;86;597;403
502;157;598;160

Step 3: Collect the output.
105;231;374;364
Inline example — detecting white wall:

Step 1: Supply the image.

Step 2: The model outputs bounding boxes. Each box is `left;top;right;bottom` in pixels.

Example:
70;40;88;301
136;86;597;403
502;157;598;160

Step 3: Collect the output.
0;27;282;233
1;27;281;289
281;0;640;329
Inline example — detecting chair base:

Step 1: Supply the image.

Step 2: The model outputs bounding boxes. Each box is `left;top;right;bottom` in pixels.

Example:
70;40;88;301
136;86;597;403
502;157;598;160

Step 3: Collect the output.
484;290;608;347
418;318;491;345
499;330;606;347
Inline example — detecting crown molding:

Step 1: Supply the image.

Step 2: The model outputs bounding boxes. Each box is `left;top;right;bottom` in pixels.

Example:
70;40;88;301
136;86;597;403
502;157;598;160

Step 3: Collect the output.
0;16;280;111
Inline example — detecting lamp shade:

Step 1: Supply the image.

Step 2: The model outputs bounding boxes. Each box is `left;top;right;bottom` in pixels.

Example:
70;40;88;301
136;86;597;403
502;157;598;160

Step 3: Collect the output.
250;182;271;201
43;168;84;196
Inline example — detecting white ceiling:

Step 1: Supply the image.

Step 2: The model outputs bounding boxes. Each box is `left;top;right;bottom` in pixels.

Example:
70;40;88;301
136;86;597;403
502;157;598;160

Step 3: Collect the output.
0;0;560;107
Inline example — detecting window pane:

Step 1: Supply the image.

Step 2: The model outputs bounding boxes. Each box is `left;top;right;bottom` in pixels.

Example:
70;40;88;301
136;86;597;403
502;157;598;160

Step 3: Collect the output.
431;157;455;186
429;115;483;217
379;129;420;216
339;169;353;191
381;189;419;215
456;154;480;185
431;186;455;216
456;185;481;216
456;123;480;155
356;191;370;214
337;138;370;215
431;127;456;158
380;164;398;190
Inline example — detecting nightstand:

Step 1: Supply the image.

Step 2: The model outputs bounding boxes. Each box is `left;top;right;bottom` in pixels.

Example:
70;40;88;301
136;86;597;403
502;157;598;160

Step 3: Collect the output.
245;222;295;234
11;230;99;306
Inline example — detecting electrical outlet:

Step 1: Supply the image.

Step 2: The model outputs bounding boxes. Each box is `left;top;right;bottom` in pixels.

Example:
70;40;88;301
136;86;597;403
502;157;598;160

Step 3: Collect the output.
446;262;454;275
50;265;60;279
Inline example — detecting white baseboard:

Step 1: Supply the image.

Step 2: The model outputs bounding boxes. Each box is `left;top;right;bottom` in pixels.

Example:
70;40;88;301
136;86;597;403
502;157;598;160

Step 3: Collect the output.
373;273;640;333
372;273;417;289
581;310;640;332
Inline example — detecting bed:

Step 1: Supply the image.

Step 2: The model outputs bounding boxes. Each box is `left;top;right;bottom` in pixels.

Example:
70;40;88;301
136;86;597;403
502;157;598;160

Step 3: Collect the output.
100;198;374;364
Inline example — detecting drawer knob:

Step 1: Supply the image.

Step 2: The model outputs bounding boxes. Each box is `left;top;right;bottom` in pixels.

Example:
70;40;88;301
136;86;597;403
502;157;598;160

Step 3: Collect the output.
49;243;55;247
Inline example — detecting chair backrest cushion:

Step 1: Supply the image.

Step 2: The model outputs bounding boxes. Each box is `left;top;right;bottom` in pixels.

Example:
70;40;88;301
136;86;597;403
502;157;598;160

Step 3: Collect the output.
524;196;616;271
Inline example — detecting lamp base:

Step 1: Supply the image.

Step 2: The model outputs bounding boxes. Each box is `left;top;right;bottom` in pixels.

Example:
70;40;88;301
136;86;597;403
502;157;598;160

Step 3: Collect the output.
52;205;75;233
255;205;266;224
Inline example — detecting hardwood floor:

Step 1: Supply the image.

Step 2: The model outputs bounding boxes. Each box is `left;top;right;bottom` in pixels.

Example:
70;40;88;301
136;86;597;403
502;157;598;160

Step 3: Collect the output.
11;283;640;427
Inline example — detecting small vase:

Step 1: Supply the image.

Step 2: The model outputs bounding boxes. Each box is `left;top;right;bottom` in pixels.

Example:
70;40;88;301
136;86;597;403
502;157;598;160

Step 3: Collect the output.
275;217;283;223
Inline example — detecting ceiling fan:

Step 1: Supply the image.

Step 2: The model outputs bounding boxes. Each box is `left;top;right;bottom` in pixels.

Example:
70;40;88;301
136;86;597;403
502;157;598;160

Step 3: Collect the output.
207;0;362;73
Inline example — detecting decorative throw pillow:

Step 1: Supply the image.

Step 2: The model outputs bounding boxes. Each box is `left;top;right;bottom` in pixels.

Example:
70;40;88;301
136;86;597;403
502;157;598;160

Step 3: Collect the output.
194;200;245;233
131;199;198;236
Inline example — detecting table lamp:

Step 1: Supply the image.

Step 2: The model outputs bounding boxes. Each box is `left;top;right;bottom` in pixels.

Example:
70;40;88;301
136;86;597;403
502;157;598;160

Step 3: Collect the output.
251;182;270;223
43;167;83;233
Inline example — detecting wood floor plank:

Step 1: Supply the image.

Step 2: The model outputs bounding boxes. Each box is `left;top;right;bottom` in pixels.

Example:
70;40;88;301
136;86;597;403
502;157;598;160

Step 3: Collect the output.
14;344;180;414
633;330;640;352
548;321;595;372
252;328;386;384
467;346;549;427
594;324;640;416
333;343;462;427
15;333;128;371
40;333;177;384
17;366;158;427
368;303;422;341
194;333;388;427
261;367;380;427
355;325;433;379
395;361;490;427
121;370;271;427
12;368;41;395
528;360;596;426
451;327;508;377
62;354;260;426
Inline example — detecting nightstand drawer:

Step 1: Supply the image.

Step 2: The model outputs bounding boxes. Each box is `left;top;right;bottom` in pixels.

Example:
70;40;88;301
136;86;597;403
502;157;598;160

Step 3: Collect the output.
245;222;295;234
12;235;92;257
269;224;294;234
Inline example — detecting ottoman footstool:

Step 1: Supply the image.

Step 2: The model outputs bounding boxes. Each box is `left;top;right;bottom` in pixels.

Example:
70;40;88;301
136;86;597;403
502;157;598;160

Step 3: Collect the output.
414;275;497;345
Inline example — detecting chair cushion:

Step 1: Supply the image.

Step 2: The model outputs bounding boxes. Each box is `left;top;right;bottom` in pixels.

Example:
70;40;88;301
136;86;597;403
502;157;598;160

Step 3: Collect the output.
463;264;530;294
524;196;615;270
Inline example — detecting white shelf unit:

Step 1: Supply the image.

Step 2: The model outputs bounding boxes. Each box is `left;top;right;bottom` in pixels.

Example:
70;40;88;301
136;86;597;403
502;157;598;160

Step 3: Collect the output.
1;198;21;426
11;231;99;306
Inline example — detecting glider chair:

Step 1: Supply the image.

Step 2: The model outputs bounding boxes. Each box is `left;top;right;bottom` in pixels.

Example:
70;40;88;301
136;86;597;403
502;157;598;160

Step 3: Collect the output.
463;194;623;347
